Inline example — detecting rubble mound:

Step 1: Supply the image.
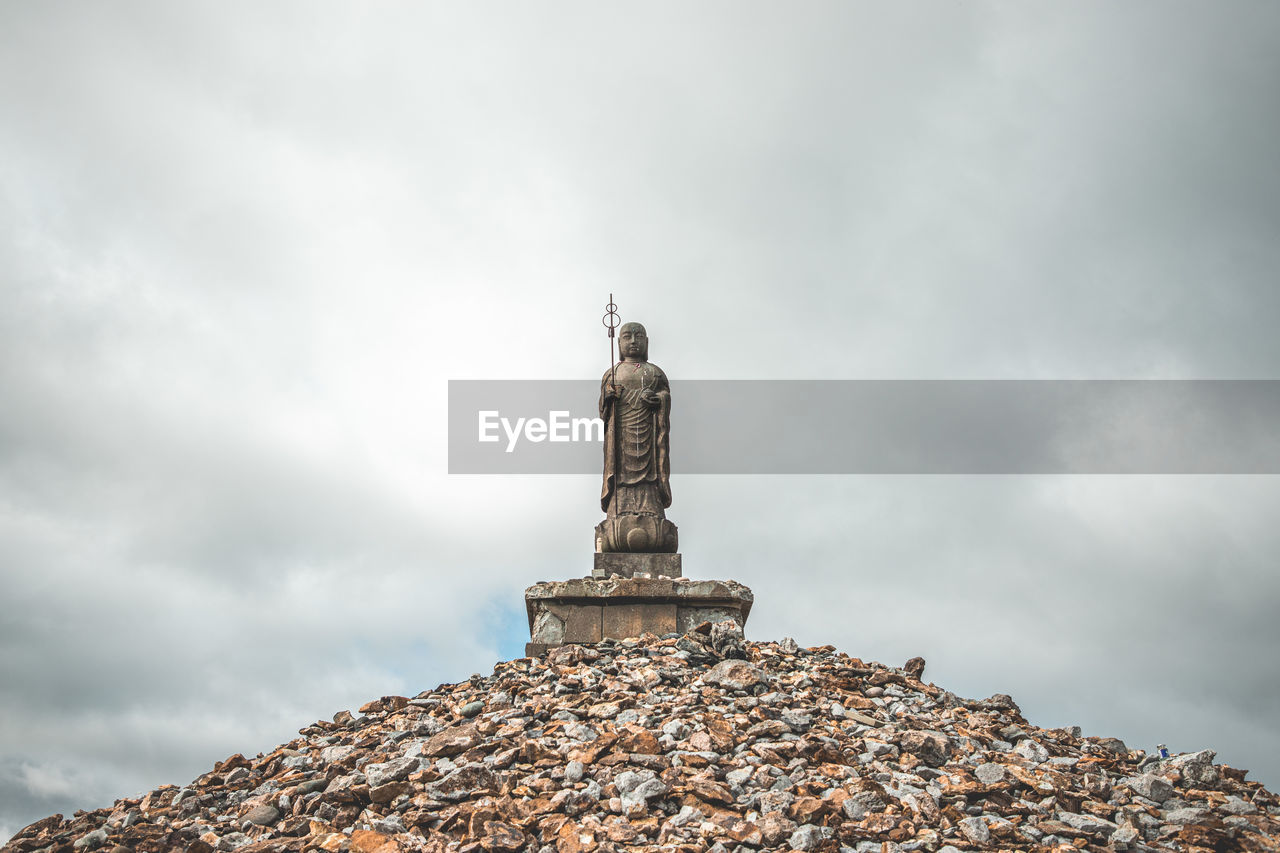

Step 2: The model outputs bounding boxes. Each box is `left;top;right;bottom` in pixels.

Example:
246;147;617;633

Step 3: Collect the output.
6;632;1280;853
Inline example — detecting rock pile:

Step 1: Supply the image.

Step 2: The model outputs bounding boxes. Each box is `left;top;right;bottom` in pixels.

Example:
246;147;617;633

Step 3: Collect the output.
6;626;1279;853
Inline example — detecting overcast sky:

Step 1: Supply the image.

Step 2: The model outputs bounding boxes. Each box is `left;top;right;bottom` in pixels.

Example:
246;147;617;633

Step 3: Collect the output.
4;1;1280;841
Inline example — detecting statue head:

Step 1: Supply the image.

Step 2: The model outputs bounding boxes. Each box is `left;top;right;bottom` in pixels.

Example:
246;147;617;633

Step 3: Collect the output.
618;322;649;362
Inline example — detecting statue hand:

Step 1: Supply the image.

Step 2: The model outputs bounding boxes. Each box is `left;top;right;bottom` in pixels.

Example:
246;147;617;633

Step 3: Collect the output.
641;389;662;408
603;384;620;403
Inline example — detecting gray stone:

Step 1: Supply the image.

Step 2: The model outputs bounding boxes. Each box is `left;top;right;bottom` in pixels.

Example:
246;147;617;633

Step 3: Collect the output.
863;740;898;759
458;700;484;718
1165;807;1209;824
849;790;887;812
297;777;327;794
661;719;691;739
614;769;657;794
1112;825;1140;848
621;776;671;809
789;824;828;851
224;766;251;785
564;760;584;783
1221;795;1258;815
242;804;279;826
975;763;1005;784
1122;773;1174;803
565;722;598;742
1015;739;1049;764
364;756;418;788
781;710;812;732
1165;749;1219;786
323;774;361;796
703;659;769;691
73;829;108;850
427;764;499;801
958;816;990;844
757;790;796;814
1055;810;1118;837
710;619;746;659
897;730;951;767
319;744;355;765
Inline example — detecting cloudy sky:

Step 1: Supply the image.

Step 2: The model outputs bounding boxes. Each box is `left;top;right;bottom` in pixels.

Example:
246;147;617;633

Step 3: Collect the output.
3;0;1280;840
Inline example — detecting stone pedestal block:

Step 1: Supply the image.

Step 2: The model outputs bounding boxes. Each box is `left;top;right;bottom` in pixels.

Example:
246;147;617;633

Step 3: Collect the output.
592;552;682;579
594;515;679;553
524;577;753;656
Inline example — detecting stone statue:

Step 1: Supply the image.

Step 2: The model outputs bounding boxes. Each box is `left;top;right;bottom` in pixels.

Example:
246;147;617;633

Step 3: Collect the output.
595;322;679;553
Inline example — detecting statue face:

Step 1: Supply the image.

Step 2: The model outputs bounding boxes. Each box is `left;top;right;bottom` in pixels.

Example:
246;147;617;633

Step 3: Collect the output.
618;323;648;361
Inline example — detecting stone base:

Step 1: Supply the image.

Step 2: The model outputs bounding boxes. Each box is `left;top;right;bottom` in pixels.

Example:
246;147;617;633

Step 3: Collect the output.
595;515;678;553
593;552;682;579
524;577;752;655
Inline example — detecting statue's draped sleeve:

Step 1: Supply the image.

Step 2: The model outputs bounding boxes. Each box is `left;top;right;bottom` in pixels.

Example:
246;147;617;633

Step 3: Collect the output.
599;371;614;512
654;368;671;507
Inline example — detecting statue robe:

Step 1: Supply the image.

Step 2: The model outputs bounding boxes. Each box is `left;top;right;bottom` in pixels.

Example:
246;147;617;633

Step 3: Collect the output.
599;360;671;515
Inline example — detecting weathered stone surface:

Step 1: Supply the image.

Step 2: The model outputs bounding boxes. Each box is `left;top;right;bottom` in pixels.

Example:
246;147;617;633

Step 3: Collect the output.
1055;809;1118;837
709;618;746;659
7;635;1280;853
897;730;951;767
1015;736;1050;764
602;602;675;640
426;763;499;801
363;756;418;787
1123;771;1174;802
479;819;525;851
958;815;990;844
702;658;768;691
525;576;753;607
422;721;480;756
593;551;682;579
975;762;1006;784
562;604;603;643
241;803;279;826
525;576;752;654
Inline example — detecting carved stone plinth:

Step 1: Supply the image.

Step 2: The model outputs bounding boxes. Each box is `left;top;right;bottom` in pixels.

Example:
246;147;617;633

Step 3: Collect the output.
594;515;678;553
593;552;682;579
524;577;753;657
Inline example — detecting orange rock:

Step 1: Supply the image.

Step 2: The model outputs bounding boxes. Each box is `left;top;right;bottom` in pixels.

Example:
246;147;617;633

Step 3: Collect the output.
480;819;527;851
568;734;617;763
789;796;829;823
556;819;597;853
718;818;763;846
704;715;737;752
349;829;399;853
687;778;735;806
616;725;660;755
603;817;639;842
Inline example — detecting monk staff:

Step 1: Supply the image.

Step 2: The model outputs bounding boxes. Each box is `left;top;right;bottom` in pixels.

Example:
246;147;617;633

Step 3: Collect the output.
602;296;621;515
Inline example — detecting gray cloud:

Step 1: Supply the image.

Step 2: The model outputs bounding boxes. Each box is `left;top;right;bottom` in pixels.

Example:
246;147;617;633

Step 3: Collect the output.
3;0;1280;840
